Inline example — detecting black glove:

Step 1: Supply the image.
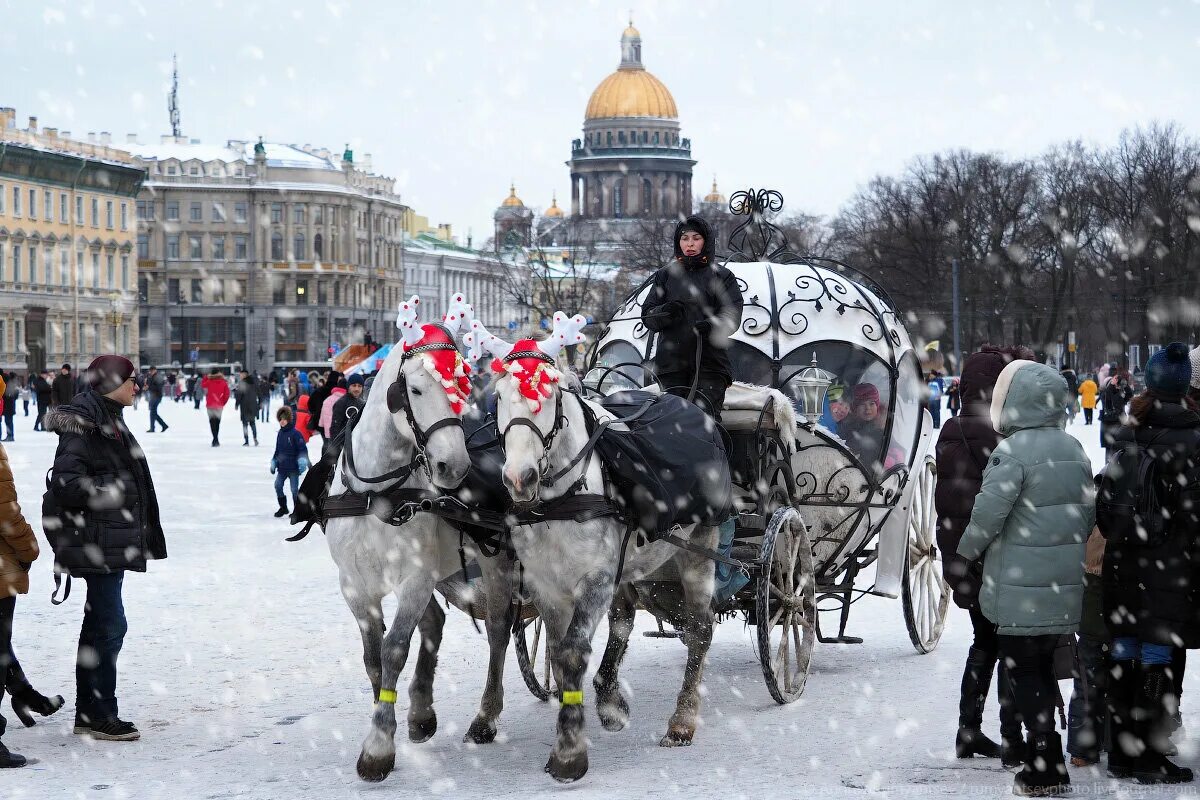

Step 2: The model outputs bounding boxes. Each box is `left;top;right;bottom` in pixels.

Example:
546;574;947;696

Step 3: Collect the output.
655;300;686;322
694;318;713;335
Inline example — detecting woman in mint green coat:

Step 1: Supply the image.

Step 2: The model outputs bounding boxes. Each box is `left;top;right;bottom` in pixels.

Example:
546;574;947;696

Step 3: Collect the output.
958;360;1095;796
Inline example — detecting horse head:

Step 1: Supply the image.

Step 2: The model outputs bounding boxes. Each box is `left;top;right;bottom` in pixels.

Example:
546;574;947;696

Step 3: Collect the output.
474;313;587;503
370;294;474;489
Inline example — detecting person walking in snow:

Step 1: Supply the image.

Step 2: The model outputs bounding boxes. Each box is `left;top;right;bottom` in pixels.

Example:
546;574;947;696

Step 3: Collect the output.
271;406;308;518
1097;343;1200;785
1079;374;1099;426
234;369;260;446
1061;367;1079;424
1100;373;1133;453
144;366;169;433
201;369;231;447
937;345;1031;767
50;364;75;408
43;355;167;742
0;438;65;767
0;376;16;442
31;371;52;432
329;373;365;445
957;359;1095;797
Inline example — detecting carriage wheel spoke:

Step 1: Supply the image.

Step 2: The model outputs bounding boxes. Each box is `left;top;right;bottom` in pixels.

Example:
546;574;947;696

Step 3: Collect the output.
777;612;792;693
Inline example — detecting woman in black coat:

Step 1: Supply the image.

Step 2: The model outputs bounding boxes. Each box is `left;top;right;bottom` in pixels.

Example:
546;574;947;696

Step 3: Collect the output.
43;355;166;741
935;345;1033;764
1098;343;1200;784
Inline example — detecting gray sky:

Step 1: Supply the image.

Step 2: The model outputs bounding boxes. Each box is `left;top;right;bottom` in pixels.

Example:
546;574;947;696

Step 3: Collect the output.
3;0;1198;243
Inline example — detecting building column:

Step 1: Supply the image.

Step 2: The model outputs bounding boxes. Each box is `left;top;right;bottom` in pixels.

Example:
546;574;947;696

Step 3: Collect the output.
570;174;580;216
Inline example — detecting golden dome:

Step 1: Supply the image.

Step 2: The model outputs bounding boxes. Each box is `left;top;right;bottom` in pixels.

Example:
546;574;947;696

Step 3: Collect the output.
704;178;725;204
501;183;524;208
623;23;640;38
585;70;677;120
543;193;564;217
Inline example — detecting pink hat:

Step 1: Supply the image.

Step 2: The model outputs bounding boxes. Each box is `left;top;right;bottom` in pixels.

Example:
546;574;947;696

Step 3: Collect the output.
851;383;880;406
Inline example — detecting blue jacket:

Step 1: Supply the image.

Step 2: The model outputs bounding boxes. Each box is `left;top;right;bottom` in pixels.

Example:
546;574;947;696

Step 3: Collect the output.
273;423;308;474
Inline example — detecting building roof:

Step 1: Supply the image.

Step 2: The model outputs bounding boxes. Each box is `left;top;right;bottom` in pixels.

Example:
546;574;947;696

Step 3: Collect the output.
126;140;338;171
543;193;564;217
500;184;525;208
584;24;678;120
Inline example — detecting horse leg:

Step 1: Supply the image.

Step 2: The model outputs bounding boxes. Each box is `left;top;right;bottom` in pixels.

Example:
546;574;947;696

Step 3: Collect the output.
593;584;637;732
356;576;434;783
407;596;444;743
465;555;518;744
344;590;385;700
545;569;615;783
661;526;717;748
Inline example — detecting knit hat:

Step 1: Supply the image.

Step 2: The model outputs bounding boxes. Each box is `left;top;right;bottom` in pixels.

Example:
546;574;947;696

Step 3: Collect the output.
1145;342;1192;399
1190;346;1200;390
85;355;136;395
347;373;365;387
851;383;881;406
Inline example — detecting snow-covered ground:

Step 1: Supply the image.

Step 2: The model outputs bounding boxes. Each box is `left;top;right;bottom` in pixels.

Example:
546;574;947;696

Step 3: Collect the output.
1;399;1189;799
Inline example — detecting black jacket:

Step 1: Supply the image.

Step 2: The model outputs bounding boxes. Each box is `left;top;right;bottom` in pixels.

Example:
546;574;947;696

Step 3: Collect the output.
234;378;259;423
1100;401;1200;647
145;372;165;400
641;216;744;385
329;391;365;443
42;390;167;576
51;373;75;406
32;375;52;404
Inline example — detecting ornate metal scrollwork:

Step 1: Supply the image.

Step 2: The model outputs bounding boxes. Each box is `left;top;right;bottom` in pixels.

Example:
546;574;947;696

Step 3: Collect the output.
726;188;802;264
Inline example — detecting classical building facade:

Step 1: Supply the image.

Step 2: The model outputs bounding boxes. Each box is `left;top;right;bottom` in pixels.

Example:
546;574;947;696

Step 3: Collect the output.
0;109;145;375
565;23;695;240
402;232;512;329
129;138;411;372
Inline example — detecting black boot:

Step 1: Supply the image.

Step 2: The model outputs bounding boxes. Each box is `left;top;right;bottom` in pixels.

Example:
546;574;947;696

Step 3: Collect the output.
1107;659;1138;779
998;659;1025;768
273;496;288;518
957;647;1002;758
1013;731;1070;796
0;739;25;768
10;687;64;727
1132;664;1193;784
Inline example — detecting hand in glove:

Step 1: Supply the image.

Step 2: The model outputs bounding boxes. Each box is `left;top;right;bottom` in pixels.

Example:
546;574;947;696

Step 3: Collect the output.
694;317;713;335
270;458;277;475
298;456;310;473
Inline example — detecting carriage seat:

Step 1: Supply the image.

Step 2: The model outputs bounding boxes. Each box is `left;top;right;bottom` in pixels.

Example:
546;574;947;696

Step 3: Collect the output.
720;383;799;450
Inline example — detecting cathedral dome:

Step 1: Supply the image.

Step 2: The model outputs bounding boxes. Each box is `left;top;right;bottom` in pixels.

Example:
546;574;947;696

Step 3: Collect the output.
703;178;726;204
500;184;524;208
543;193;564;218
584;23;678;121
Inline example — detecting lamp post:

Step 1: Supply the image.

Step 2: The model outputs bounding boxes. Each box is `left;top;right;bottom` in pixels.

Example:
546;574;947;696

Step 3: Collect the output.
106;292;124;356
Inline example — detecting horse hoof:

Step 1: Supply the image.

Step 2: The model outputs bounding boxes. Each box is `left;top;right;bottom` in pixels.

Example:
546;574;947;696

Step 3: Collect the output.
463;717;497;744
659;729;694;747
356;750;395;782
545;751;589;783
596;697;629;732
408;714;437;743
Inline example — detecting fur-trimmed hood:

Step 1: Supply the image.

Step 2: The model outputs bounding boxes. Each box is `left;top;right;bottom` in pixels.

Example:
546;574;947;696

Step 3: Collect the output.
44;390;122;438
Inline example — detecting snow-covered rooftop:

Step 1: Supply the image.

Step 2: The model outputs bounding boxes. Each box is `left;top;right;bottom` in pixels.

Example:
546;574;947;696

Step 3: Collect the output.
126;139;338;171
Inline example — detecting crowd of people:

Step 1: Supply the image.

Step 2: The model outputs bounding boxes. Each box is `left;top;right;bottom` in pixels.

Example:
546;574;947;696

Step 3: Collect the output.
940;341;1200;795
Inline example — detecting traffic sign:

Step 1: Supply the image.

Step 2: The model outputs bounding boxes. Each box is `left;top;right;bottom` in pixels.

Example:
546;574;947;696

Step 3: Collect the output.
189;349;199;362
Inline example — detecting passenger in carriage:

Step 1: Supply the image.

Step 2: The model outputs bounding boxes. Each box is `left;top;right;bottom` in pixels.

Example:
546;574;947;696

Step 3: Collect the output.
839;383;886;465
640;214;743;422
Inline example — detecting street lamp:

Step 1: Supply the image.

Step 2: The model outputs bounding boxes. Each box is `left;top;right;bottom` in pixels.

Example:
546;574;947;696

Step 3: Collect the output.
106;292;125;356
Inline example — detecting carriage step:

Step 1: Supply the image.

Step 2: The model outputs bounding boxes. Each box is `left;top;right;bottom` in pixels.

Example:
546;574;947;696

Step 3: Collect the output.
817;635;864;645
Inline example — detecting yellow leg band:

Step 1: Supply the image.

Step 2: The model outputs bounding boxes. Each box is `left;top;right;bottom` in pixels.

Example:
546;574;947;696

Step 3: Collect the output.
377;689;397;704
561;690;584;706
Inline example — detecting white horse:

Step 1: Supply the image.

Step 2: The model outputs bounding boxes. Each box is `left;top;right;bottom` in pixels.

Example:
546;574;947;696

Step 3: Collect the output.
472;314;719;783
324;296;520;782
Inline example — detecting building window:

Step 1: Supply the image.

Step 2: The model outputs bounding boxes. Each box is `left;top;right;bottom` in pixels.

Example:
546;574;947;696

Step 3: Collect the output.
165;164;177;176
107;254;115;288
270;203;282;224
138;275;149;302
75;195;83;223
293;205;304;225
44;190;52;220
137;234;149;259
9;245;17;283
212;202;225;222
0;243;4;281
167;235;180;260
613;181;624;218
189;164;200;176
270;233;283;261
333;281;340;305
313;233;323;260
106;200;114;229
60;249;69;286
313;206;323;225
0;182;5;215
28;245;37;285
137;201;148;220
234;202;247;223
211;278;224;304
91;197;99;227
12;186;23;217
190;202;202;222
61;193;68;222
92;252;100;289
120;203;128;230
295;279;309;305
213;236;225;260
234;235;247;260
121;255;129;288
169;278;180;303
166;201;179;221
293;233;305;261
317;281;328;304
28;189;36;219
44;247;52;285
191;279;203;304
272;277;285;305
189;236;202;259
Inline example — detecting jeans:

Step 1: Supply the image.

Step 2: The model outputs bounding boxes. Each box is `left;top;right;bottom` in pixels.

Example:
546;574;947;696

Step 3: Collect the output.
1112;637;1173;665
930;402;942;429
77;572;127;721
1083;407;1094;425
242;419;257;443
2;412;12;439
148;397;168;431
33;401;47;431
275;470;300;502
1067;634;1110;759
998;634;1060;736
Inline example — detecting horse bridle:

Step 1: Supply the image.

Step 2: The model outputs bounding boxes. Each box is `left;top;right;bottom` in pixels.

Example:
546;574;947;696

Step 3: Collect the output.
497;349;568;489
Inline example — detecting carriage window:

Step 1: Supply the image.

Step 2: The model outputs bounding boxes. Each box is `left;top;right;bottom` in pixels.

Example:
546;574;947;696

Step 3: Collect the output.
778;343;896;473
590;341;645;392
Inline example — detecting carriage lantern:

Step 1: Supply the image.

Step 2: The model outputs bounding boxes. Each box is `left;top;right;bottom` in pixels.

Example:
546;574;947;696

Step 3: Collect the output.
794;352;836;421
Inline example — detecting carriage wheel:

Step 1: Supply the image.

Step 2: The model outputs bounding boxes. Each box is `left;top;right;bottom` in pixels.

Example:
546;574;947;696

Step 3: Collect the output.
513;614;554;701
901;456;950;654
756;507;817;704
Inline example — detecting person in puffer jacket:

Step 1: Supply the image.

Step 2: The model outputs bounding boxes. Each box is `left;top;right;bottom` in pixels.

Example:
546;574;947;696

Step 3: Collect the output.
958;359;1095;797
